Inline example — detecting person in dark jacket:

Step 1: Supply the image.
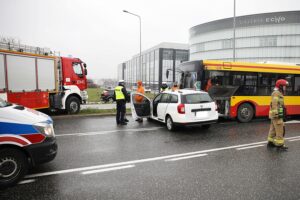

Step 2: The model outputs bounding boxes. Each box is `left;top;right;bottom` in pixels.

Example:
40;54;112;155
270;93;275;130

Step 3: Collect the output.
114;80;129;125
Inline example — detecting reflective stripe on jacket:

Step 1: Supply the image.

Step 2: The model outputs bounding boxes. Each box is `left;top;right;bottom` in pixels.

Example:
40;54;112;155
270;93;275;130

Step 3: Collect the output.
115;86;125;100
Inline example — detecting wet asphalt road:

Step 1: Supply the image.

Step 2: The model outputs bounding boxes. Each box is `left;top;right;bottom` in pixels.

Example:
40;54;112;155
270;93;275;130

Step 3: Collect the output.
1;116;300;200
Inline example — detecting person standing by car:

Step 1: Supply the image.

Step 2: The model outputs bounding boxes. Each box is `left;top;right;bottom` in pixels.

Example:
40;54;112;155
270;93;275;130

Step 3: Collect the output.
114;80;129;125
267;79;289;150
171;82;179;91
135;80;145;122
160;82;169;92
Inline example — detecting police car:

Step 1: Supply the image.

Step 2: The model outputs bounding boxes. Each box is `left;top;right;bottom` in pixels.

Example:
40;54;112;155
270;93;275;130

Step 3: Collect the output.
131;89;218;131
0;98;57;188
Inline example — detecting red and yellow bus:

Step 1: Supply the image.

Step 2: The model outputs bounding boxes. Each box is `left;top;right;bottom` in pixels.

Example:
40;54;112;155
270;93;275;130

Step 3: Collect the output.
176;60;300;122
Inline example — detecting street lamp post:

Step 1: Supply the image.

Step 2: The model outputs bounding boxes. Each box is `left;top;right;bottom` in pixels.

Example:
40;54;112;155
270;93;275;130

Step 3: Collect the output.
233;0;236;61
123;10;142;80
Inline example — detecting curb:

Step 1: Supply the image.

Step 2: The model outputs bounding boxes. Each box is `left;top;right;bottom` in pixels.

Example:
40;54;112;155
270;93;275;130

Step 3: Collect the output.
51;112;132;120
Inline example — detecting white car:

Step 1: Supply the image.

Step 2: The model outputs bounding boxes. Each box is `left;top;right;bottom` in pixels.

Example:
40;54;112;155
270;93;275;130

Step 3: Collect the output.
131;89;218;131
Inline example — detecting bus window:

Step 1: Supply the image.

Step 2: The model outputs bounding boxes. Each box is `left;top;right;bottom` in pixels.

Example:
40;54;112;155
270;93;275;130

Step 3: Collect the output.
295;76;300;95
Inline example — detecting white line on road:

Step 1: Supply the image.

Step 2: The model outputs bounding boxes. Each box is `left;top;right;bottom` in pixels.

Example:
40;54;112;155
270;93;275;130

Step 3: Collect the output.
236;144;265;150
56;127;163;137
25;135;300;179
285;120;300;124
18;179;36;185
289;138;300;142
81;165;135;175
165;154;208;162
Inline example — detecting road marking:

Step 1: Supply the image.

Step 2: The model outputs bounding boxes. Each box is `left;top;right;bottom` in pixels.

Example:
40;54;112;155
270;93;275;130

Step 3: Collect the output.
285;120;300;124
18;179;36;185
81;165;135;175
289;138;300;142
236;144;265;150
56;127;163;137
165;154;208;162
25;134;300;179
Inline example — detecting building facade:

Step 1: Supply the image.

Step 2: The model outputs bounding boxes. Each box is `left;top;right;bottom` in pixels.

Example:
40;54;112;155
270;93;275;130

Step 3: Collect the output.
189;11;300;63
118;42;189;91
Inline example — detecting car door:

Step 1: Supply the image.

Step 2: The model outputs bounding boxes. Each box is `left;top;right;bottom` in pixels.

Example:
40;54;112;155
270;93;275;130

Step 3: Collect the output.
152;93;162;118
130;92;151;119
157;93;170;122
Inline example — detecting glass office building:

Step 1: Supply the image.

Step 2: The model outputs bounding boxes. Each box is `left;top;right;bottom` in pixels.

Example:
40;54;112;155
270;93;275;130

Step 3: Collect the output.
189;11;300;63
118;42;189;91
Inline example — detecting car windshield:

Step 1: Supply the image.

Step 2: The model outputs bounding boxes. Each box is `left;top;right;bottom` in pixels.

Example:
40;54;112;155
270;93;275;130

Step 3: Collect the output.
182;93;212;104
0;98;12;108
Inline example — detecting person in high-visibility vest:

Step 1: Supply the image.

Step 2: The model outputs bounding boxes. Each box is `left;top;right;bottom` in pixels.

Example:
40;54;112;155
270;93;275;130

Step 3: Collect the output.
267;79;289;150
160;82;169;92
135;80;145;123
114;80;129;125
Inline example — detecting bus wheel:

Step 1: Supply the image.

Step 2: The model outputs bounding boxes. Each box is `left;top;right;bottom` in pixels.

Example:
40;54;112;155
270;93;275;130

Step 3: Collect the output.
66;96;80;114
237;103;254;123
0;148;28;188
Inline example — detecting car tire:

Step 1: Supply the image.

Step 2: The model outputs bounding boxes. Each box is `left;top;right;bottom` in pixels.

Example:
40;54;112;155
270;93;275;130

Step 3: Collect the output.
237;103;254;123
202;124;211;129
166;115;176;131
66;96;81;114
0;148;28;188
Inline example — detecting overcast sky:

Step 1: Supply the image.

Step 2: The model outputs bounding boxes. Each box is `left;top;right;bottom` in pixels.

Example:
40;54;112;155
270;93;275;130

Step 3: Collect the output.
0;0;299;80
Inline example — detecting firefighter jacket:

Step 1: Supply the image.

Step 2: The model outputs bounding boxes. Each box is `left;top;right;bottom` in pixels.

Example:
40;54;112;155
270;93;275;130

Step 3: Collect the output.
135;86;145;103
269;89;285;119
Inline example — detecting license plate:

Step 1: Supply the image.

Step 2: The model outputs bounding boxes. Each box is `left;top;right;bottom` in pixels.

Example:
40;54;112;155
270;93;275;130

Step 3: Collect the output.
196;112;208;118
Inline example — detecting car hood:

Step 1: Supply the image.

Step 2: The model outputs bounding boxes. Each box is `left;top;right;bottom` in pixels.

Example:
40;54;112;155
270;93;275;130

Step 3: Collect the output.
0;104;53;125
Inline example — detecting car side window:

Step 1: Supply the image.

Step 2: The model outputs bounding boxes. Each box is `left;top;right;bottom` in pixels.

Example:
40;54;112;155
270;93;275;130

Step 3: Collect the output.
153;94;162;103
169;94;178;103
160;94;170;103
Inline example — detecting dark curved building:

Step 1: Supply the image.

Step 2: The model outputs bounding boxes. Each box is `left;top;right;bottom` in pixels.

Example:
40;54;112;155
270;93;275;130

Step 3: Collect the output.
189;10;300;63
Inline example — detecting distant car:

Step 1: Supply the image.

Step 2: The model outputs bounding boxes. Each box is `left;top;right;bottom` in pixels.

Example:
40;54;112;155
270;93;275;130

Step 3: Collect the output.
131;90;218;131
100;89;131;103
145;87;152;93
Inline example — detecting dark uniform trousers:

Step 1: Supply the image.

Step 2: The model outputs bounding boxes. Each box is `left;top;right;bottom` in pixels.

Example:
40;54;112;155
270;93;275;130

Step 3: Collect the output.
116;100;126;124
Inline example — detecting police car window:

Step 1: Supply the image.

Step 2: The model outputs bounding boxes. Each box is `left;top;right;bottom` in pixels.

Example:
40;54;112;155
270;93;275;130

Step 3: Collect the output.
170;94;178;103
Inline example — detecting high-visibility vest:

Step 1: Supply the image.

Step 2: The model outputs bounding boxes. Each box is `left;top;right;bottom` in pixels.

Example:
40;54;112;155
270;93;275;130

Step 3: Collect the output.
115;86;125;100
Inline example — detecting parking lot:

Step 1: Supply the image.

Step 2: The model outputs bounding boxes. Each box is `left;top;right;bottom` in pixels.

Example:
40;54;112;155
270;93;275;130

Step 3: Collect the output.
2;116;300;200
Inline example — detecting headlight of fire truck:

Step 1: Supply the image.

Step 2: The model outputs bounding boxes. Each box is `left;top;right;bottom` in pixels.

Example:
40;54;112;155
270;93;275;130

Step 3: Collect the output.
33;123;55;138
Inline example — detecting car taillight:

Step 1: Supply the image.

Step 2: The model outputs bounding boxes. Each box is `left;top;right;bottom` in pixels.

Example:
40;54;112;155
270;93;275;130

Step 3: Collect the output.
215;101;218;111
177;103;185;114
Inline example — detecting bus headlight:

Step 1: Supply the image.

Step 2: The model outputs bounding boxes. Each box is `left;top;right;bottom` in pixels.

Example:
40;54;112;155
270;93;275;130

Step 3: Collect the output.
33;123;55;138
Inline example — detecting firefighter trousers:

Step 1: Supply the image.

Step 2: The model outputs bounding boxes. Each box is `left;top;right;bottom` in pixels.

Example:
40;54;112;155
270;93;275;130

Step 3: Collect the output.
267;118;285;146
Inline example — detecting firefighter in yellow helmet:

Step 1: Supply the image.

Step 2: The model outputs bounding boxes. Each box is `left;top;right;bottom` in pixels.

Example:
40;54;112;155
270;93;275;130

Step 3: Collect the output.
267;79;289;150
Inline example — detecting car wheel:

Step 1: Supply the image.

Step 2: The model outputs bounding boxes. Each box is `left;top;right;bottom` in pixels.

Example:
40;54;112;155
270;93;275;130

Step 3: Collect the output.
202;124;211;129
0;148;28;188
66;96;80;114
166;115;176;131
237;103;254;123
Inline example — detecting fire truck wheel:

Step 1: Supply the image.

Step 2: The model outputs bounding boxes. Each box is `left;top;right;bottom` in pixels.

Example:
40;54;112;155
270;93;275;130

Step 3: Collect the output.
0;148;28;188
66;96;81;114
237;103;254;123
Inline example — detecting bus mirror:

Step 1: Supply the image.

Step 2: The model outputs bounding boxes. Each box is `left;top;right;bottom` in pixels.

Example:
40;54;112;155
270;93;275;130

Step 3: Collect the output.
166;70;169;79
83;63;87;68
84;69;88;75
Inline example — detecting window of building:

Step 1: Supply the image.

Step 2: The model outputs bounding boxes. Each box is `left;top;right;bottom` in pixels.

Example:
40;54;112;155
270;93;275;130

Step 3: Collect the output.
222;39;233;49
259;36;277;47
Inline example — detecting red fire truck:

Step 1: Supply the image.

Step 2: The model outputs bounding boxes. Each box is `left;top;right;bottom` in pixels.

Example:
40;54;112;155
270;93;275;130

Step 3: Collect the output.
0;42;88;114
